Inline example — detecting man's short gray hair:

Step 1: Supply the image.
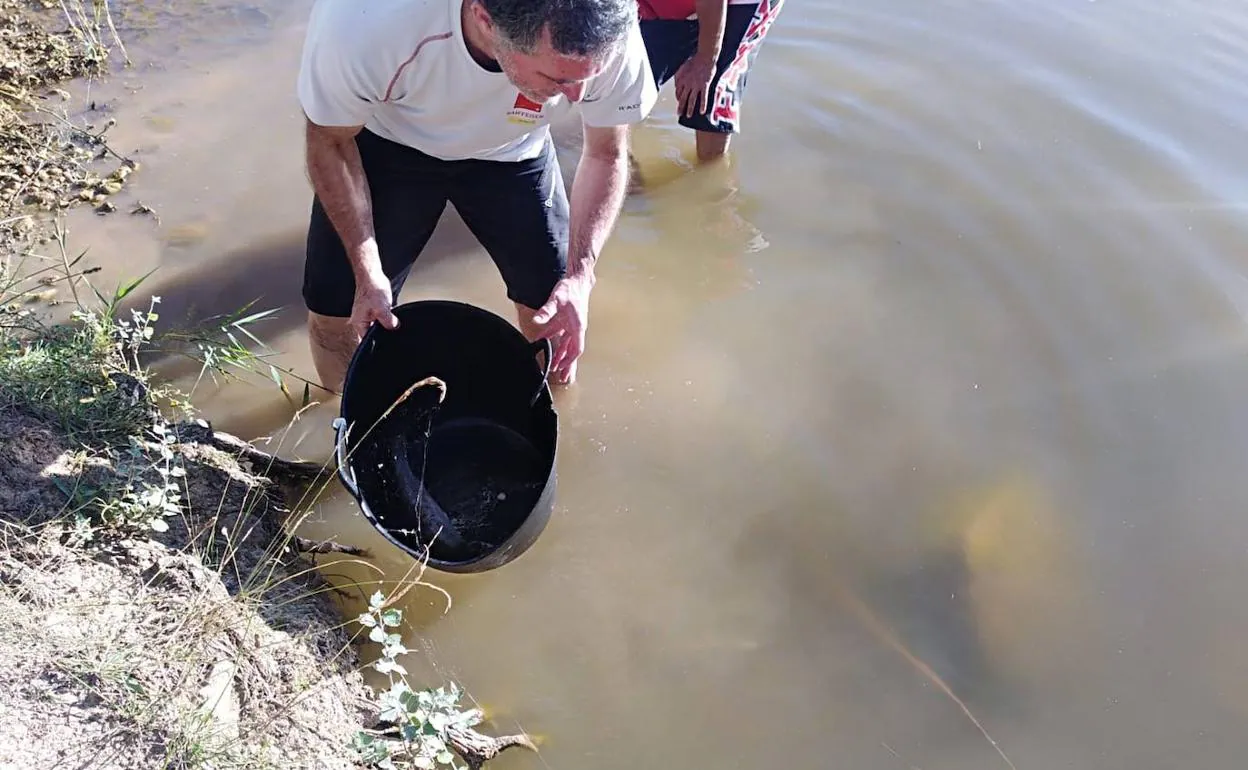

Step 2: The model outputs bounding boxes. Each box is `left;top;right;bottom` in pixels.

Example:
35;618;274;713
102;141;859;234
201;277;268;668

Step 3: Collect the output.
480;0;636;58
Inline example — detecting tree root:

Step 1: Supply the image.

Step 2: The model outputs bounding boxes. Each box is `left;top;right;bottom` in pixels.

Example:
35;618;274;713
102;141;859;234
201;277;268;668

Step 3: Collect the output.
292;536;369;557
170;421;371;557
361;721;538;770
171;419;327;482
446;724;538;770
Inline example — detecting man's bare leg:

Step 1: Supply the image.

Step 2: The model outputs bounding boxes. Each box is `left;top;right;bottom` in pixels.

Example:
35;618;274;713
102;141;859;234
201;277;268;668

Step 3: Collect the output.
626;150;645;195
308;310;360;396
695;130;731;163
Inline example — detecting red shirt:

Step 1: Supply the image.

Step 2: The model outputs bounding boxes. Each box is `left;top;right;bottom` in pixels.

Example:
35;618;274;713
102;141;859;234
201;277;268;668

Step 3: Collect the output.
638;0;697;20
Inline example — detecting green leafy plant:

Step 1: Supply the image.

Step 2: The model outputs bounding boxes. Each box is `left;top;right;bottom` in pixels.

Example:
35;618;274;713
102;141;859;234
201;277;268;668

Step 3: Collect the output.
93;419;185;533
352;591;482;770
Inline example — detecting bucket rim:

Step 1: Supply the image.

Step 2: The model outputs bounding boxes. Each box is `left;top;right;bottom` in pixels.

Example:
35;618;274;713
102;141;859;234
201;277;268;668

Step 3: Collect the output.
330;299;561;572
339;299;541;415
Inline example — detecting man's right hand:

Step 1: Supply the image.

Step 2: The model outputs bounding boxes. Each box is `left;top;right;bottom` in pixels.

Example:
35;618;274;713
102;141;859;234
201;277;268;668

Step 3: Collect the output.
349;266;399;338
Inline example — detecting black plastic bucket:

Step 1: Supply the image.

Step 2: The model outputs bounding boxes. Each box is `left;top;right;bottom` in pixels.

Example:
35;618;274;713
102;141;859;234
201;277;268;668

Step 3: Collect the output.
332;300;558;573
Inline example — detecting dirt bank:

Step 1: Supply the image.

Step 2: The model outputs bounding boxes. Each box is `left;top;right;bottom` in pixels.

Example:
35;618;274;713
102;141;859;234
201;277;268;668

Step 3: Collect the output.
0;403;375;768
0;302;536;770
0;5;381;759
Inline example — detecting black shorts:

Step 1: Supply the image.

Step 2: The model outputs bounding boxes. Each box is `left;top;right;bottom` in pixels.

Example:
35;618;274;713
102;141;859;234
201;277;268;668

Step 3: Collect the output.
640;0;785;134
302;128;570;316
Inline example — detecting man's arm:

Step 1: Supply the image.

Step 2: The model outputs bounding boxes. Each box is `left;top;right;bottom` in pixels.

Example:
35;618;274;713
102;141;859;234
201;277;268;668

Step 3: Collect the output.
296;1;397;330
529;22;655;384
694;0;728;62
529;123;630;383
566;123;631;284
305;119;377;279
304;117;397;331
676;0;728;117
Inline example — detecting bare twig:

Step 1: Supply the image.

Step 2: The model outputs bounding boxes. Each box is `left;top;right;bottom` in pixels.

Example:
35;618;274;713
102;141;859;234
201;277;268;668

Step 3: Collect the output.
96;0;130;66
28;103;131;164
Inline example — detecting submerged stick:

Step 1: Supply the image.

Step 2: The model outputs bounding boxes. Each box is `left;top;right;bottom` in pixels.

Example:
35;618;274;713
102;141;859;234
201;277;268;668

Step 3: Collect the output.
292;537;369;557
832;584;1018;770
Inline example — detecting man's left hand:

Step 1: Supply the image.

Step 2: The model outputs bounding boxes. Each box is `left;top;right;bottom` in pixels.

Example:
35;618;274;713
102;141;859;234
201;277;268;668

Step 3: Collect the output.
531;272;596;385
675;53;717;118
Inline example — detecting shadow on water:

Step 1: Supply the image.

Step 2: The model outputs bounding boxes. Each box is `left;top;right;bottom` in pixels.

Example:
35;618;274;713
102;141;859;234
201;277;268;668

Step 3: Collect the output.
111;114;767;398
724;454;1096;763
729;511;1023;764
122;207;492;386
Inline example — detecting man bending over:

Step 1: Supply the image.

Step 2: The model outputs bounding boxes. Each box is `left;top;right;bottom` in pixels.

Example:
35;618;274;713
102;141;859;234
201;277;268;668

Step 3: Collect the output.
296;0;657;392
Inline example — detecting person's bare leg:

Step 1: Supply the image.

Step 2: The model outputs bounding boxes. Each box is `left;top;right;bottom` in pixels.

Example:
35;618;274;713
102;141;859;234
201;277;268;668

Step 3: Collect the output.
695;130;731;163
695;149;769;256
626;149;645;195
307;310;360;396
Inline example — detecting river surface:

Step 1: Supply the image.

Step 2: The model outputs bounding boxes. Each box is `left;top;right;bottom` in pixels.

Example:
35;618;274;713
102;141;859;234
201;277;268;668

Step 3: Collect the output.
50;0;1248;767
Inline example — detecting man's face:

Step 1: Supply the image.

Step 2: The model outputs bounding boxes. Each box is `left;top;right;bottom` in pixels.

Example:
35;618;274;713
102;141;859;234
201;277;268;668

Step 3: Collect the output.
487;21;613;104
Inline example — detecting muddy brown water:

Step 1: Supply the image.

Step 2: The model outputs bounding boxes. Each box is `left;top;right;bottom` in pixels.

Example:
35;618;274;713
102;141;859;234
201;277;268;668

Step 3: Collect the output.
37;0;1248;767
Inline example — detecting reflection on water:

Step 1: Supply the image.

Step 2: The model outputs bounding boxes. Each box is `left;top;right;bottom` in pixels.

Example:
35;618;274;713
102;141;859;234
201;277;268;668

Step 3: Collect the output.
38;0;1248;766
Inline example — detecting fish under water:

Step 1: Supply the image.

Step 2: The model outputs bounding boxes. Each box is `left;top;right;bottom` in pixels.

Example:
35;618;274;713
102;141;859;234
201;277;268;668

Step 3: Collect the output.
364;376;491;562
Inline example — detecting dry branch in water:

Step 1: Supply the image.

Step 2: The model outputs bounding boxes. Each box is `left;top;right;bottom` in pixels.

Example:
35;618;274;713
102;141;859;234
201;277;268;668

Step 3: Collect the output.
169;420;375;557
171;419;326;481
292;536;369;557
446;724;539;770
360;720;538;770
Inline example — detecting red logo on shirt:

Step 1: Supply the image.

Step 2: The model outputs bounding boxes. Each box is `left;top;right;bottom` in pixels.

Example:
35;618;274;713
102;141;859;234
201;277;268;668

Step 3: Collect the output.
513;93;544;112
507;92;546;125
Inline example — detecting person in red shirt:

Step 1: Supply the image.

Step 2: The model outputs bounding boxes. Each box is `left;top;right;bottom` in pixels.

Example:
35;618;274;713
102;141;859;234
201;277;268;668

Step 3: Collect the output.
637;0;785;161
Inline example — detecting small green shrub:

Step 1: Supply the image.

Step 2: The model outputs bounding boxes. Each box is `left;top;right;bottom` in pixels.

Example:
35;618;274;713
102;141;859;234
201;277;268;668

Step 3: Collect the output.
352;591;481;770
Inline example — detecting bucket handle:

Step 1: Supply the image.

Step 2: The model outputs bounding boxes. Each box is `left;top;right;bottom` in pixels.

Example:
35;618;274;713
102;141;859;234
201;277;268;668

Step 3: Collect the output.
331;416;360;499
531;337;553;406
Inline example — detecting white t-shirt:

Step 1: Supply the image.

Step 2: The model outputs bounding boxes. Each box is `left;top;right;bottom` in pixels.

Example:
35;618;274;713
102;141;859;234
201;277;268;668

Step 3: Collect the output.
296;0;658;162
